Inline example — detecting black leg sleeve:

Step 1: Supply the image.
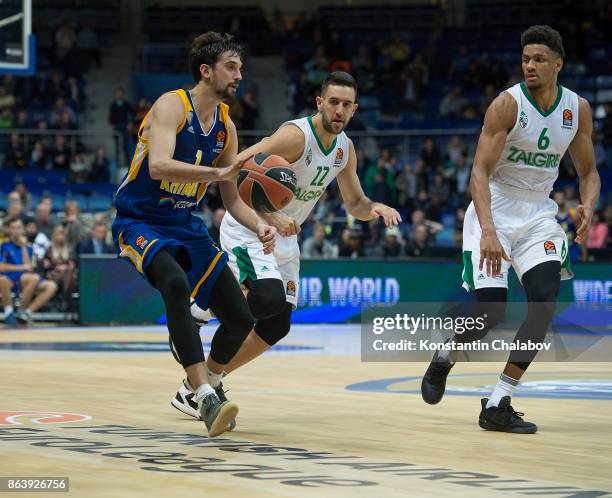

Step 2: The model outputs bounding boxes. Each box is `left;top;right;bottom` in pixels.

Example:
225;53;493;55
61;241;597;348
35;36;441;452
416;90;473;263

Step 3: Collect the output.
146;250;204;368
508;261;561;371
208;266;255;365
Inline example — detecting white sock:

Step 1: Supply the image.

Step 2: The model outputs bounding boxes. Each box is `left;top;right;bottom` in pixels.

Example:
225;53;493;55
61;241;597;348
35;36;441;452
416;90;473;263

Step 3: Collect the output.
207;367;223;388
486;374;519;408
193;383;215;403
4;305;13;315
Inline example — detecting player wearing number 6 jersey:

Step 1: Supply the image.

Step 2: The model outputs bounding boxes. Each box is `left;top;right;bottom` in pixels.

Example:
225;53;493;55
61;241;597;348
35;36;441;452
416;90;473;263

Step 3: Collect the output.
421;25;600;433
171;72;401;422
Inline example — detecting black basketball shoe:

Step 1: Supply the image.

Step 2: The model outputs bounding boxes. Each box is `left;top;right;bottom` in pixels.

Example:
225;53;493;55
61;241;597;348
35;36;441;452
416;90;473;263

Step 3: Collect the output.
421;353;454;405
479;397;538;434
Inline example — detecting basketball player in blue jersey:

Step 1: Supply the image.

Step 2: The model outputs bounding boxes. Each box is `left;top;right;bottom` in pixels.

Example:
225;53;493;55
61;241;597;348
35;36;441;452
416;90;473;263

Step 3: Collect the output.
112;32;276;437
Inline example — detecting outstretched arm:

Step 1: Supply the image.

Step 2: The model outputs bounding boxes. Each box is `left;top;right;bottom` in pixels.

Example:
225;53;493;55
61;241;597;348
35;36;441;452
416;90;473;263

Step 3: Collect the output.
568;97;600;244
470;91;516;276
336;140;401;226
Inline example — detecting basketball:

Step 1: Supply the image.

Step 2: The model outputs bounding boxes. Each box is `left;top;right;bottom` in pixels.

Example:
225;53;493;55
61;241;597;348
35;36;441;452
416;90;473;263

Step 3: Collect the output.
237;153;297;213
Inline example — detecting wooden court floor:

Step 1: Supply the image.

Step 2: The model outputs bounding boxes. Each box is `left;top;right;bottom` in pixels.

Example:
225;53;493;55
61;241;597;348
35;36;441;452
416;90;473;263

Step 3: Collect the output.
0;326;611;498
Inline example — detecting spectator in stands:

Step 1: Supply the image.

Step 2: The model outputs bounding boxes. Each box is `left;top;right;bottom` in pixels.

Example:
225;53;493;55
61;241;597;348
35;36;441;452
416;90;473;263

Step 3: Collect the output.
69;153;89;183
42;225;77;304
439;86;468;118
109;87;134;161
14;110;30;128
305;45;330;88
78;220;114;255
207;208;225;247
586;210;608;250
480;84;496;116
0;85;15;110
302;223;337;259
445;135;467;164
47;71;68;105
6;192;26;223
24;218;50;260
77;22;101;69
454;207;465;248
12;182;33;212
67;77;85;110
395;163;416;209
56;110;77;130
89;147;110;183
409;209;443;240
420;138;441;171
4;133;27;169
51;135;72;170
0;271;15;324
429;173;450;201
0;108;13;128
35;200;56;239
55;23;78;75
0;217;58;324
339;227;365;258
30;141;51;169
62;201;86;248
50;97;77;128
406;54;429;102
376;225;404;258
405;223;433;257
455;153;471;197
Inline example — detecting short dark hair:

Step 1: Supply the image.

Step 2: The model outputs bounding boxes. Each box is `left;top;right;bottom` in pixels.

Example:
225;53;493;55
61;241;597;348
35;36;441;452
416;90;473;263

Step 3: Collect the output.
189;32;244;83
521;25;565;59
321;71;358;98
7;217;22;226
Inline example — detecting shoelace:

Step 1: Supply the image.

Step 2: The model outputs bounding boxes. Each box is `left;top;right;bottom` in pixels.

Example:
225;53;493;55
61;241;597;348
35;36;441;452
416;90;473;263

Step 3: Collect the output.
503;404;525;422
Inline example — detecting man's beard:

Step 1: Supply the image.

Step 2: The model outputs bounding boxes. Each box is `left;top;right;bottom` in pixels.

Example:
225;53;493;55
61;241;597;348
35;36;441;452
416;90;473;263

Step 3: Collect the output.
321;113;345;134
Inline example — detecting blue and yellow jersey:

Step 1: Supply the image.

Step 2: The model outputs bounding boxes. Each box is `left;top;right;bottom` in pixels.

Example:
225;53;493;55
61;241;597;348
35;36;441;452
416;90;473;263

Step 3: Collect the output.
114;89;230;225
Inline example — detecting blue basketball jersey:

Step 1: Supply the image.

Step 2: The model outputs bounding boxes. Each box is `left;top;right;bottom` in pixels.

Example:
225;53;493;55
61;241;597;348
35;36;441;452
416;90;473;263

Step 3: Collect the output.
114;89;230;225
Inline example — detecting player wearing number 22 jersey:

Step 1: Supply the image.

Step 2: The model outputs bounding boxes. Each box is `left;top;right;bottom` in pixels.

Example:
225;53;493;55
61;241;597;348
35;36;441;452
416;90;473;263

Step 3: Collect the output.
170;72;402;422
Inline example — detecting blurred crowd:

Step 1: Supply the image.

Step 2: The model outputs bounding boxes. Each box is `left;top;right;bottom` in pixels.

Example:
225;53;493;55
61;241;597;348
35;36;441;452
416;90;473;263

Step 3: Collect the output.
0;185;115;324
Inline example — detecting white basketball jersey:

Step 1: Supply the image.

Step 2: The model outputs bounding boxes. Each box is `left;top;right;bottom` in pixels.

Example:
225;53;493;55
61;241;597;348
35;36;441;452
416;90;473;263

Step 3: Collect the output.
491;82;579;193
278;116;350;225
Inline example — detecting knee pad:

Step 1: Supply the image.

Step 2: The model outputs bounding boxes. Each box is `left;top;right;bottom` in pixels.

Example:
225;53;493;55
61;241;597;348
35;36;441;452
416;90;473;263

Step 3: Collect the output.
246;278;287;320
254;302;292;346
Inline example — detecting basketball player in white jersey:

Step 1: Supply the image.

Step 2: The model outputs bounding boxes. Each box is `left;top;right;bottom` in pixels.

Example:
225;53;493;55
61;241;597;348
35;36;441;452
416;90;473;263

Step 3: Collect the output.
421;26;600;433
170;71;401;423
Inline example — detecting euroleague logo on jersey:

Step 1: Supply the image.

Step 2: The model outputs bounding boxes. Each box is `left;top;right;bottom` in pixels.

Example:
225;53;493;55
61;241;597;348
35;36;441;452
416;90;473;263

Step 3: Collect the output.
215;130;226;148
562;108;573;128
286;280;296;297
544;240;557;255
334;148;344;166
136;236;148;249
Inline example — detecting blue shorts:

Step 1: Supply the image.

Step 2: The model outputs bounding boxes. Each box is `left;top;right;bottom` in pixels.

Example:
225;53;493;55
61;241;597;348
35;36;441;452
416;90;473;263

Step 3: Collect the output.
112;215;228;310
1;272;45;292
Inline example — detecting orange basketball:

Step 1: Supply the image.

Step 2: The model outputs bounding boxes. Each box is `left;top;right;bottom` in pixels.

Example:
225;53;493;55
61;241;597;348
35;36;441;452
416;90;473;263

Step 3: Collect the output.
237;153;297;213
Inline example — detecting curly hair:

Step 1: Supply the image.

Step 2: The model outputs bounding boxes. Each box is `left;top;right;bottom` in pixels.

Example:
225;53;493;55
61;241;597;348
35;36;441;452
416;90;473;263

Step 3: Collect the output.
521;25;565;59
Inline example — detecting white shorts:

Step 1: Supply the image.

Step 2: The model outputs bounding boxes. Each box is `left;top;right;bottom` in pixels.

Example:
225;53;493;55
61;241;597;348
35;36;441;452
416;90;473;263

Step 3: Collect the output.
220;214;300;307
462;182;573;291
